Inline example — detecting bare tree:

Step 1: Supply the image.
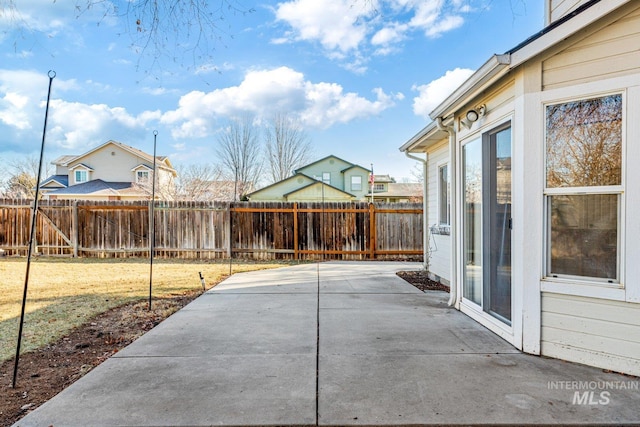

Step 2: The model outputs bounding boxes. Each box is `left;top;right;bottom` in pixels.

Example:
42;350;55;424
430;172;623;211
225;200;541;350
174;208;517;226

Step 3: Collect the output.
216;116;264;200
0;0;254;72
1;156;52;199
172;163;230;201
264;113;313;183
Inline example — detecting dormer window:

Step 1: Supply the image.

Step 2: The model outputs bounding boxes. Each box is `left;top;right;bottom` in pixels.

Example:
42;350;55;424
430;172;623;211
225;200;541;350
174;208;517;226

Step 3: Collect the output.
75;170;88;183
374;183;385;192
137;170;150;183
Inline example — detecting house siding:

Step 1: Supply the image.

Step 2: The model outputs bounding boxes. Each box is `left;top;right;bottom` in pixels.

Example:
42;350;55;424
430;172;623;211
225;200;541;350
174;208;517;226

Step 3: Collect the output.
542;4;640;90
69;144;149;182
541;293;640;376
426;142;450;282
297;157;353;191
547;0;593;25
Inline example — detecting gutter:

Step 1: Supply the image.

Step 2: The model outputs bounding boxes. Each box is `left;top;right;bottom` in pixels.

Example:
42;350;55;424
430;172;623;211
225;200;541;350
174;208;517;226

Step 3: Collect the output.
435;117;457;308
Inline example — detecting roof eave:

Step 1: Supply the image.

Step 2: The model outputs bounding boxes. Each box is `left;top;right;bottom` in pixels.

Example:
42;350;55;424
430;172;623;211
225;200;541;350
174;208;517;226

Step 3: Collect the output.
428;54;511;121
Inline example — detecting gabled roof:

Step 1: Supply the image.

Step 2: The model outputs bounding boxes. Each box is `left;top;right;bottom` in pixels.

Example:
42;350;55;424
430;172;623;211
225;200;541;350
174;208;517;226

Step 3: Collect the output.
69;163;94;171
40;175;69;188
283;181;355;199
294;155;356;174
131;164;153;172
246;173;315;198
44;179;139;196
401;0;630;153
54;140;177;176
341;164;371;174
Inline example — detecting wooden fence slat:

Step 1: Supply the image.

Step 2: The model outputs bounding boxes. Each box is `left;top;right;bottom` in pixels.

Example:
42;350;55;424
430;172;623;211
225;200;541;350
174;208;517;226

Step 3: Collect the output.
0;198;423;260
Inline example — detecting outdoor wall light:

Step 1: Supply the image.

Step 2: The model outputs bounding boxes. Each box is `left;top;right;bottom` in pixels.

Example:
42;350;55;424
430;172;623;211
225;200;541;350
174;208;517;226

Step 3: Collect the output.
466;104;486;122
461;104;486;129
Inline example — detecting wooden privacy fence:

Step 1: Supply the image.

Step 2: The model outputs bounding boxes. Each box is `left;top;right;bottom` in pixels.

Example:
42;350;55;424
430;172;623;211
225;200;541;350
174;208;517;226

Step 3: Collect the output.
0;199;423;261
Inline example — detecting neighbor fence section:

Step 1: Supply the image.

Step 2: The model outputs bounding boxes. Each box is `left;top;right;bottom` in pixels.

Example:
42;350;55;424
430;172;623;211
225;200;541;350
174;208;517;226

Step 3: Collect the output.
0;199;423;261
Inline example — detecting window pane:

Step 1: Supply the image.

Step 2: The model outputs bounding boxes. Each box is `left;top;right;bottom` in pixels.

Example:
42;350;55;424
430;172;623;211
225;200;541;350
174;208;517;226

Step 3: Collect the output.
548;194;618;280
546;94;621;188
351;176;362;191
463;139;482;304
438;165;450;225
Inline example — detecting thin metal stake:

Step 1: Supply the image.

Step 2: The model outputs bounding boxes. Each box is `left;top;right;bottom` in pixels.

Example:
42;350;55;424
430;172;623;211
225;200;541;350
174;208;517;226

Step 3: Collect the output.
149;130;158;311
13;70;56;388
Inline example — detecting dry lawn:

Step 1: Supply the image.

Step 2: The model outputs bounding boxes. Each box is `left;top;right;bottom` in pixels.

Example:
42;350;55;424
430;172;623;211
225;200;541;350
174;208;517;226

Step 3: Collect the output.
0;257;288;362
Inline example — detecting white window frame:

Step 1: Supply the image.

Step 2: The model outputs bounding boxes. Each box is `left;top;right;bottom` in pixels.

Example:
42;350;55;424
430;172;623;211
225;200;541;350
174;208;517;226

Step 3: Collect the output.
437;161;451;226
137;170;150;183
75;169;88;184
351;175;362;191
322;172;330;184
542;91;625;287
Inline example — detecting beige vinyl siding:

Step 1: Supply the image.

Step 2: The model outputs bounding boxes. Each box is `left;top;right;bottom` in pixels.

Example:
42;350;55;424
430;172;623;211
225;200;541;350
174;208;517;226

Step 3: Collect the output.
426;141;450;282
541;293;640;376
542;5;640;90
548;0;592;24
71;144;149;182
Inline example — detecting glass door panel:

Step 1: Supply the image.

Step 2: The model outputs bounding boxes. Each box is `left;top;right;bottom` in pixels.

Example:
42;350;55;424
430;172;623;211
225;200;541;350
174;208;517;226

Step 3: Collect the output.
488;128;512;322
461;125;512;324
463;139;482;305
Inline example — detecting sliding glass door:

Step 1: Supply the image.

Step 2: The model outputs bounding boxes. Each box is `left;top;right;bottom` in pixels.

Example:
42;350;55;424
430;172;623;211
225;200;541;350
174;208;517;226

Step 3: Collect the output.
462;123;512;324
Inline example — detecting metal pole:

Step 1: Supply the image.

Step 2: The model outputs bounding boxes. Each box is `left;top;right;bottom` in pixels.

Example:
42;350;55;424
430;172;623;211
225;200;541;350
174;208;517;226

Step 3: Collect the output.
149;130;158;310
13;70;56;388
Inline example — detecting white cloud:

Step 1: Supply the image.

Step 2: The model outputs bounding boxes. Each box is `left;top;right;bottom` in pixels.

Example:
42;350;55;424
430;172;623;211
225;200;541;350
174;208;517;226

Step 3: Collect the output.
273;0;471;69
46;100;159;149
412;67;474;118
274;0;372;53
161;66;399;138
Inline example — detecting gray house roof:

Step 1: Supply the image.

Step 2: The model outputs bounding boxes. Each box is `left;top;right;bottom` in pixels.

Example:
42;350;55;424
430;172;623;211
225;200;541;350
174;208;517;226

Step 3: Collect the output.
45;180;138;196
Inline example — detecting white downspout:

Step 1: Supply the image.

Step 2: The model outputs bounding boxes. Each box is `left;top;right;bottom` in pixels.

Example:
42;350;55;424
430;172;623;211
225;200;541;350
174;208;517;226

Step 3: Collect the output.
436;117;457;307
404;151;428;271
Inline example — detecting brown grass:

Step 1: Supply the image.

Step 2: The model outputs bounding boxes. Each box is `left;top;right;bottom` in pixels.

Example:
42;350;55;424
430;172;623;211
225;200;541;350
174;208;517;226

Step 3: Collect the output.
0;257;290;362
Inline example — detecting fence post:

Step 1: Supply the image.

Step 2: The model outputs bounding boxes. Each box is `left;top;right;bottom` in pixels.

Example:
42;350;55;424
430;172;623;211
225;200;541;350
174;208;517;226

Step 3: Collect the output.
369;203;376;259
72;201;79;257
293;202;299;260
227;202;233;259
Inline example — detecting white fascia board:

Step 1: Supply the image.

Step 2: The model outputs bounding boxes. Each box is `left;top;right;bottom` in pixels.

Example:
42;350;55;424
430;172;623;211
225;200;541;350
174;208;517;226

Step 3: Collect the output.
510;0;631;68
428;54;511;121
399;121;438;152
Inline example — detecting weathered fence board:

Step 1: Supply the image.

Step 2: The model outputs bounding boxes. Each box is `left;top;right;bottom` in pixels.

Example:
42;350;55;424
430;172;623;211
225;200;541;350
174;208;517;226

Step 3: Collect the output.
0;199;423;261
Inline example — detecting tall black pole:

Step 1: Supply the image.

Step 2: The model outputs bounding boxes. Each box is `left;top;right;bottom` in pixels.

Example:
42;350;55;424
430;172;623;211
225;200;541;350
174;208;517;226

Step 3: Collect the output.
149;130;158;310
13;70;56;388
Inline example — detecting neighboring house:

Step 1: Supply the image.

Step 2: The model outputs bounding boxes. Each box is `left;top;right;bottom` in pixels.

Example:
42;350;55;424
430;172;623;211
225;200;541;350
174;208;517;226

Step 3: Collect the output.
247;155;371;202
368;175;423;203
400;0;640;376
40;140;177;201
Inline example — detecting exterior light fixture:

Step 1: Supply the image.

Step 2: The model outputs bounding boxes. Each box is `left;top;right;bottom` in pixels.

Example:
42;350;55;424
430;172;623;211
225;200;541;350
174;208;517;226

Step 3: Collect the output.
461;104;487;129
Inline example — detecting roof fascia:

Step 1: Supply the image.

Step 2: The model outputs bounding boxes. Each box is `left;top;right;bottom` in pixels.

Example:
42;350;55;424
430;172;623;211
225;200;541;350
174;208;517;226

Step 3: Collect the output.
427;0;628;121
428;54;511;121
510;0;630;68
399;120;451;153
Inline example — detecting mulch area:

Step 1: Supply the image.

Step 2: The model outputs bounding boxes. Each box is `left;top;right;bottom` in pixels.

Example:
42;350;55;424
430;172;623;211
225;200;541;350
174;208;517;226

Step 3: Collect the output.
396;270;450;292
0;291;201;427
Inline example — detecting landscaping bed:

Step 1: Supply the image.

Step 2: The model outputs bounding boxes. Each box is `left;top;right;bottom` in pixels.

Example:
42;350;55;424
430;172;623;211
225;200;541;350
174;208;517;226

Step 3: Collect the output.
0;292;199;426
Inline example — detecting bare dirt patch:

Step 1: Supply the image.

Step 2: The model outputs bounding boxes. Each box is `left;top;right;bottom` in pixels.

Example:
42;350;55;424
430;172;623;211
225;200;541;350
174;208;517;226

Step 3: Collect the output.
0;291;200;426
397;270;450;293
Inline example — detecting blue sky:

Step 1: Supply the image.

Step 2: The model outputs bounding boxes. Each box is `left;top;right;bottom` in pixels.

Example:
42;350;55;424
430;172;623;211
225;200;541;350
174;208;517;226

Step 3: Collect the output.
0;0;544;184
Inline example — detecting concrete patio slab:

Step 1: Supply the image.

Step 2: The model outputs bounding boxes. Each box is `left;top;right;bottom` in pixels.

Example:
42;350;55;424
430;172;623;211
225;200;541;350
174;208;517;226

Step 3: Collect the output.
318;353;639;426
18;354;316;427
320;293;519;355
116;294;317;357
14;261;640;427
